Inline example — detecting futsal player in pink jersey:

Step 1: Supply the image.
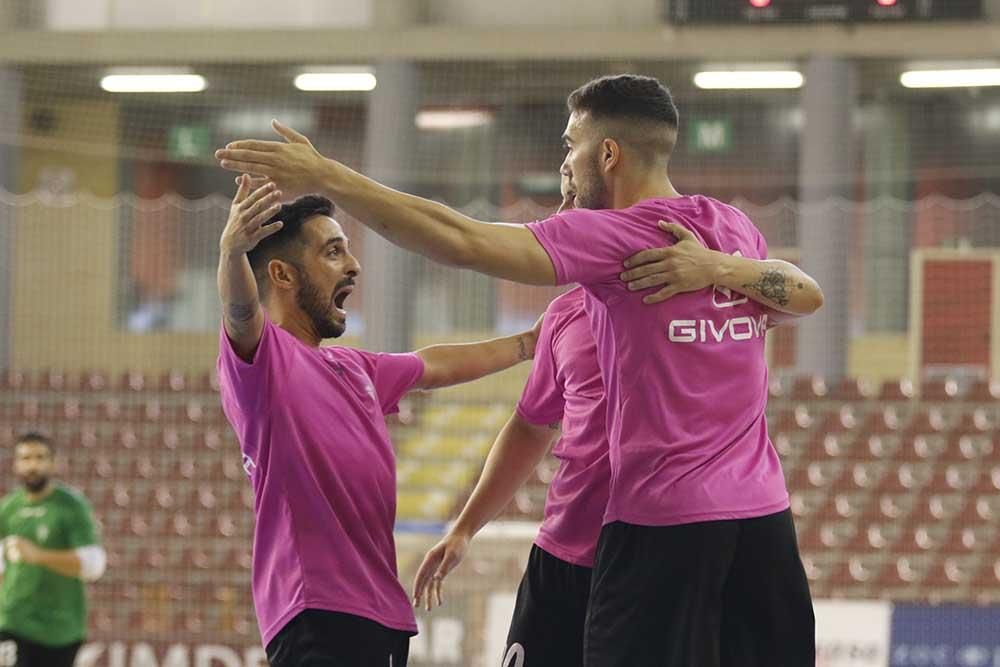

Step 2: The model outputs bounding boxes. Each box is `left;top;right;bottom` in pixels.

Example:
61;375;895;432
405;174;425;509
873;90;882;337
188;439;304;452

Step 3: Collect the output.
406;176;823;667
217;178;552;666
217;74;824;666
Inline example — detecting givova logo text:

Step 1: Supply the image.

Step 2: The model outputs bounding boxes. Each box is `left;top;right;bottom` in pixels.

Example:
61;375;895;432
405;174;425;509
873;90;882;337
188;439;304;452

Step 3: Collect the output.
668;314;768;343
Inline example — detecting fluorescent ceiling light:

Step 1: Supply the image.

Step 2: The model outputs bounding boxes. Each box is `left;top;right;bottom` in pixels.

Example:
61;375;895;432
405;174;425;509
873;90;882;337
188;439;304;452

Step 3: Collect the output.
101;69;206;93
295;70;377;92
416;109;493;130
900;69;1000;89
694;70;804;90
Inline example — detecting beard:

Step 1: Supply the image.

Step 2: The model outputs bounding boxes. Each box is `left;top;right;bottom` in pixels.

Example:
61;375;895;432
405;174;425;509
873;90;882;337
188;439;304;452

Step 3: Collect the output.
572;162;611;210
295;273;346;339
21;474;48;494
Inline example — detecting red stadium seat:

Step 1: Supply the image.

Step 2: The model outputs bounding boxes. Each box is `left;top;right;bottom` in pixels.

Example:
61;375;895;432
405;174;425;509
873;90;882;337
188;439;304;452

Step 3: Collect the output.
848;554;884;584
121;370;148;392
833;491;870;519
196;370;221;394
789;490;825;519
967;379;1000;402
819;521;858;548
920;377;960;401
39;368;73;392
906;407;950;436
927;492;967;521
831;377;876;401
790;375;828;401
161;370;187;392
879;378;914;401
864;520;903;551
98;398;123;421
894;555;933;585
197;486;217;510
850;461;888;491
1;369;27;391
910;434;947;460
896;462;934;491
910;523;952;551
870;406;904;434
866;434;901;459
942;463;980;492
956;408;995;434
82;370;110;392
976;495;1000;522
806;461;844;489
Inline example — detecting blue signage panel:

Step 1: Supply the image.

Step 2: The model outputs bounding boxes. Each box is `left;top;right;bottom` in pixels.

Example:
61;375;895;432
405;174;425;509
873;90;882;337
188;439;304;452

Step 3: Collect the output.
890;606;1000;667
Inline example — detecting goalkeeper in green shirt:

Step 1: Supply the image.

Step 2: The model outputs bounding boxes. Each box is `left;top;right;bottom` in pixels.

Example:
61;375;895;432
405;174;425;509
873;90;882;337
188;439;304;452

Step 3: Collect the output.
0;432;106;667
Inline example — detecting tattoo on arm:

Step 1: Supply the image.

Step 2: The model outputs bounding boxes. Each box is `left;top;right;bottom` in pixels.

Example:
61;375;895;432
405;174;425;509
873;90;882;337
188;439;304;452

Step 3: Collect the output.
517;335;529;361
225;301;258;330
548;422;561;431
742;269;792;308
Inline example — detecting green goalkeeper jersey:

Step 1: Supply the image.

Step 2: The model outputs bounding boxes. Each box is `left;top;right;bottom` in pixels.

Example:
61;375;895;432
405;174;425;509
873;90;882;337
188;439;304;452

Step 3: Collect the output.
0;484;98;647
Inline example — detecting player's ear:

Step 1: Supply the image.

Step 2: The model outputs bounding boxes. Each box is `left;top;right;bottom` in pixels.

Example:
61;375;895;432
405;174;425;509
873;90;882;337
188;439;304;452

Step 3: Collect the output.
601;138;621;174
268;259;298;292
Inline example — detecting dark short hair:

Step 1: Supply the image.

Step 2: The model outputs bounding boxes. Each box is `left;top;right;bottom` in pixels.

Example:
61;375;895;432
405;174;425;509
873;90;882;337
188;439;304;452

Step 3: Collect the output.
247;195;334;295
567;74;679;129
15;431;53;452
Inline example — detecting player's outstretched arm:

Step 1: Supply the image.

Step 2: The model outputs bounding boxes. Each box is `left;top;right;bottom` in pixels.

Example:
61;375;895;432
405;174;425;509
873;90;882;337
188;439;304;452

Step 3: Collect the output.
4;537;106;581
215;121;557;285
621;221;824;316
412;412;558;610
413;316;542;390
217;175;286;362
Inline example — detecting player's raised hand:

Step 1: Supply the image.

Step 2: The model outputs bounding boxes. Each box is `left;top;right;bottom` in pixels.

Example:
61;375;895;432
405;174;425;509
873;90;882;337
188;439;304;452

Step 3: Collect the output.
412;532;470;611
216;120;328;200
219;174;284;256
620;220;721;305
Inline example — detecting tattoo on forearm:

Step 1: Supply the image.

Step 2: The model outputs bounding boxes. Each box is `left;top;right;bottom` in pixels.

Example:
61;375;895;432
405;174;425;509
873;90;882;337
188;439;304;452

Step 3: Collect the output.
517;335;530;361
742;269;792;307
225;301;258;328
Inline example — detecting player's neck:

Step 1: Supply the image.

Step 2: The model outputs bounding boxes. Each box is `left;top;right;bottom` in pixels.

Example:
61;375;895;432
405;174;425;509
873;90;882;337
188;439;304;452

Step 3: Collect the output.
612;174;681;209
25;481;54;503
267;300;324;348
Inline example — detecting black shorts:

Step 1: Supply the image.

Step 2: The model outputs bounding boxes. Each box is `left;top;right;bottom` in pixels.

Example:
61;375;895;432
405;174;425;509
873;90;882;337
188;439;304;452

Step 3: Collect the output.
0;632;81;667
503;544;592;667
266;609;412;667
584;509;815;667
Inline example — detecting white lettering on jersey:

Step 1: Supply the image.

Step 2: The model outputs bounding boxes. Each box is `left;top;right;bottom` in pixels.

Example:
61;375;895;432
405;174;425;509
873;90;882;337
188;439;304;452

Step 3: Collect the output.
242;455;256;477
668;314;768;343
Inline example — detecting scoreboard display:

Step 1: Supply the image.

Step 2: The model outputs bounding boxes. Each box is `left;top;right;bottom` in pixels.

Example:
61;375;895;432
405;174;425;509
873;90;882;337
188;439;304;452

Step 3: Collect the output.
668;0;982;24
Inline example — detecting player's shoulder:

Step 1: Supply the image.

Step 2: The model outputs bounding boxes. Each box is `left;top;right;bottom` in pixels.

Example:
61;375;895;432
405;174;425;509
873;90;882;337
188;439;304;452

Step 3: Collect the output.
543;287;588;326
548;286;587;312
679;195;752;222
53;484;93;510
0;491;21;514
324;345;381;376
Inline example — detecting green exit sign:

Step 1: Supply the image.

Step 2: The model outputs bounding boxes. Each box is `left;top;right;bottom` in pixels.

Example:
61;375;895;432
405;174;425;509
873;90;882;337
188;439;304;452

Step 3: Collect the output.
168;125;212;161
688;118;732;154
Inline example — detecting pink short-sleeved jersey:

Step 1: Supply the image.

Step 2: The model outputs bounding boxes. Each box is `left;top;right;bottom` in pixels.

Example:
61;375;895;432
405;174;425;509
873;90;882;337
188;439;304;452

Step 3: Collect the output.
527;196;789;527
517;288;609;567
218;318;424;646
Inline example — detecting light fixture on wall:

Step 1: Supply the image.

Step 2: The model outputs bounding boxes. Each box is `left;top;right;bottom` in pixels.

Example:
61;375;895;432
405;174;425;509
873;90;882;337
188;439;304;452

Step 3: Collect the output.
294;68;377;92
693;70;804;90
900;68;1000;89
101;68;206;93
415;109;494;131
